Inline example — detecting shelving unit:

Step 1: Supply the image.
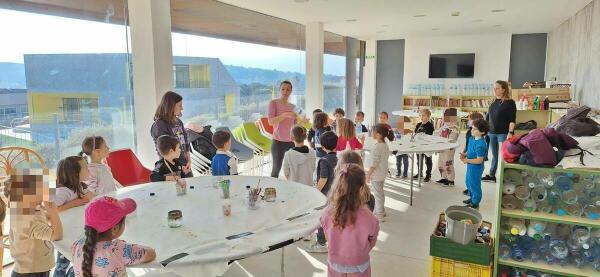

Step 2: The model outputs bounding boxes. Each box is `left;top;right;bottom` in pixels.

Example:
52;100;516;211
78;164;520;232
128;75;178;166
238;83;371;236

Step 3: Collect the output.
514;110;552;135
402;95;494;114
493;162;600;277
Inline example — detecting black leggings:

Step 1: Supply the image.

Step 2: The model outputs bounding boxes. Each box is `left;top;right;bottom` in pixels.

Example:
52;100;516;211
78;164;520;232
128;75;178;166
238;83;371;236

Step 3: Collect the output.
417;154;432;177
270;140;294;177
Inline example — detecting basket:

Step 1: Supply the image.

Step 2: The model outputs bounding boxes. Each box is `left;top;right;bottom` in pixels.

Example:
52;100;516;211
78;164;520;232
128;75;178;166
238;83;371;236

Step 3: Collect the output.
430;213;493;265
445;205;482;245
431;257;492;277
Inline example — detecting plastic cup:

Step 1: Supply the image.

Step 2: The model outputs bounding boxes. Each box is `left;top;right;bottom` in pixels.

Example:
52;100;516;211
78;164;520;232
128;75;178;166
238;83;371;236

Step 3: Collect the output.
168;210;183;228
220;179;231;199
175;179;187;196
222;202;232;217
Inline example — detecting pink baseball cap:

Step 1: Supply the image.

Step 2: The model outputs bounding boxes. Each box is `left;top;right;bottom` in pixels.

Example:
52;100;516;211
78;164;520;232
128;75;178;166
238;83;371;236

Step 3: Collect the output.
85;196;137;233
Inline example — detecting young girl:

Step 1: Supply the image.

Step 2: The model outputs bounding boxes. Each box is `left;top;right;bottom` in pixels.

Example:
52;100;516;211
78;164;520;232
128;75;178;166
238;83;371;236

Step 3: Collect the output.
71;196;156;276
336;151;375;212
394;116;411;179
366;124;390;222
309;112;332;158
435;108;460;186
321;164;379;277
414;109;434;182
336;118;363;152
52;156;94;277
80;136;122;195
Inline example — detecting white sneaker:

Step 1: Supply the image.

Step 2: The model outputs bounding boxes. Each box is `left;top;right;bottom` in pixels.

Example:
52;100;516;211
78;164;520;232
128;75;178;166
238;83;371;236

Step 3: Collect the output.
301;241;328;253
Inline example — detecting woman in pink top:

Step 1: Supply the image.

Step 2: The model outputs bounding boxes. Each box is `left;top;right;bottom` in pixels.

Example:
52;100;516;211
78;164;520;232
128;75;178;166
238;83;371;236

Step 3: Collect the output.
267;81;297;177
336;118;363;152
321;164;379;277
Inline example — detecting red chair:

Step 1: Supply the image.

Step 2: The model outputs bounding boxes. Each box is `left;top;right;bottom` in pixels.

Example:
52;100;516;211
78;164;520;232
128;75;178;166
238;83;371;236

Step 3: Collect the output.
259;117;274;135
106;149;151;187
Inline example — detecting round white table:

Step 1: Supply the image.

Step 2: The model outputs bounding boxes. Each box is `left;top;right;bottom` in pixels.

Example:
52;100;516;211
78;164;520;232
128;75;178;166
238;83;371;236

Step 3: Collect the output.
53;176;327;276
363;134;460;206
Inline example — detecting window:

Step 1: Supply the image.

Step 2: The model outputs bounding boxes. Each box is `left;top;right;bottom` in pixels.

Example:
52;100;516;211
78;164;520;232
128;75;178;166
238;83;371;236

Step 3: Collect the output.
174;64;211;88
0;1;133;169
323;33;347;114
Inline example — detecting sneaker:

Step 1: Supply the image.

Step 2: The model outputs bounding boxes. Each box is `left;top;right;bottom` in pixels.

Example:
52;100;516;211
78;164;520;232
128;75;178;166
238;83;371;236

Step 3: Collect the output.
394;174;401;178
481;175;496;183
424;176;431;182
444;181;455;187
466;203;480;209
462;189;469;196
375;214;386;222
463;199;472;204
301;242;328;253
436;178;448;184
402;175;408;179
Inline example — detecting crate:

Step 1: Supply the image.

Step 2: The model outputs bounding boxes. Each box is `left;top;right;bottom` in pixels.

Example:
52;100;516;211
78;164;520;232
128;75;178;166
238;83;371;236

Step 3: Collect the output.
431;257;492;277
430;213;493;266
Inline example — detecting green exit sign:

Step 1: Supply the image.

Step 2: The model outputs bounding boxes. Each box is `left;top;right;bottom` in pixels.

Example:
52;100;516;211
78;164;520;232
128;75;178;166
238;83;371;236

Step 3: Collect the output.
366;55;376;59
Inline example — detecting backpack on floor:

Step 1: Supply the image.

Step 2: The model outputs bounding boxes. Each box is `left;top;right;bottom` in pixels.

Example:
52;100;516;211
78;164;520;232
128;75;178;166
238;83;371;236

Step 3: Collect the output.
514;128;580;167
549;106;600;137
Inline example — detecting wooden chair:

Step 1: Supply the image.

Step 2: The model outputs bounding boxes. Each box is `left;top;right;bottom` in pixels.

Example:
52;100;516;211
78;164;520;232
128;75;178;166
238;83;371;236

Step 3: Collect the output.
0;147;47;269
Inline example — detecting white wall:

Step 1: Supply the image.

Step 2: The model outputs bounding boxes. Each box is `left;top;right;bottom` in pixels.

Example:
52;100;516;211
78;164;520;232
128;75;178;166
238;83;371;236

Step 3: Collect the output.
403;33;512;91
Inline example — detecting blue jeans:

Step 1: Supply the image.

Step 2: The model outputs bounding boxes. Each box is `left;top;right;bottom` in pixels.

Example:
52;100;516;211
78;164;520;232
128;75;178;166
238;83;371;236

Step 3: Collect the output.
467;164;484;205
487;133;507;177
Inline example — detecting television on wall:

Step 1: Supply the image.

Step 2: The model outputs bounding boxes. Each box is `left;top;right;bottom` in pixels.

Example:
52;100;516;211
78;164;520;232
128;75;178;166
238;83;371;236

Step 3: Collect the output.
429;53;475;78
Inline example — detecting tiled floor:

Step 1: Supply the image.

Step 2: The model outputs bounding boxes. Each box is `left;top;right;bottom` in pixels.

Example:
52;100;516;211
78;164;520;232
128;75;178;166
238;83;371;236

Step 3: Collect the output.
3;136;499;277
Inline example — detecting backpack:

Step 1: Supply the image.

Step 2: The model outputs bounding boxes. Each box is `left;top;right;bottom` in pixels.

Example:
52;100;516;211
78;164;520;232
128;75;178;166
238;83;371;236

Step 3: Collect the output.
549;106;600;137
514;128;581;167
501;134;526;163
187;125;217;160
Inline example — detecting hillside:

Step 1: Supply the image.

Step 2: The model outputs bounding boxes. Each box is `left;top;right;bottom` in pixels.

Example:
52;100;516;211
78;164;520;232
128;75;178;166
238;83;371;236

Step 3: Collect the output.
0;63;26;88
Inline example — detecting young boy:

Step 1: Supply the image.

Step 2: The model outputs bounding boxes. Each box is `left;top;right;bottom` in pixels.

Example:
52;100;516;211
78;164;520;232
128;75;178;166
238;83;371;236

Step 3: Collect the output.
304;130;338;253
368;124;390;222
8;169;63;277
435;108;460;186
460;119;490;209
150;135;188;181
283;125;316;186
461;112;485;195
414;109;434;182
211;130;239;176
354;111;369;134
394;116;411;178
331;107;345;133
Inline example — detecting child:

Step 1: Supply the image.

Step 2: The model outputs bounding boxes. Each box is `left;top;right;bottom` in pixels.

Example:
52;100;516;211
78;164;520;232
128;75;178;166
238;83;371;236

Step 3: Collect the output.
283;125;316;186
211;130;239;176
461;112;485;195
394;116;411;178
52;156;94;212
80;136;122;195
71;196;156;276
414;109;434;182
331;107;345;133
7;169;63;277
378;112;395;141
309;112;332;158
336;118;364;152
321;164;379;277
354;111;369;137
150;135;187;182
460;119;490;209
367;124;390;222
303;130;338;253
336;151;376;212
435;108;460;186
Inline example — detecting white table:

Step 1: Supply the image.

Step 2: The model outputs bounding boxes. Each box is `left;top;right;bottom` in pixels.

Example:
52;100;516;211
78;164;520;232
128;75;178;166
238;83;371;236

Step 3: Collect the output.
53;176;327;276
363;134;460;205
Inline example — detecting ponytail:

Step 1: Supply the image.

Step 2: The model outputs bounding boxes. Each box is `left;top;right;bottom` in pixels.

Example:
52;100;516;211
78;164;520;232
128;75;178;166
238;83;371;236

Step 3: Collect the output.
81;136;105;157
82;226;98;277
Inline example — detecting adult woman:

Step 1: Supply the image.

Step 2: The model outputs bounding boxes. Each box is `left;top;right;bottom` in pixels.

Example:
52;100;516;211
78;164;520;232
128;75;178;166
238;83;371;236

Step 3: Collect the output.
482;80;516;183
151;91;192;177
268;81;297;177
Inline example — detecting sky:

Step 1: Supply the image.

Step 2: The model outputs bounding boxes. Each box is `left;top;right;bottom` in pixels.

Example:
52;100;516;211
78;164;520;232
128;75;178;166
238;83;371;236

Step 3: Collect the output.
0;9;346;76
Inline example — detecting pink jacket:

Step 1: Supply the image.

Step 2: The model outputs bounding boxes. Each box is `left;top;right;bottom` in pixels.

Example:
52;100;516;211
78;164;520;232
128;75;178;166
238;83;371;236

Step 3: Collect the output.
321;206;379;266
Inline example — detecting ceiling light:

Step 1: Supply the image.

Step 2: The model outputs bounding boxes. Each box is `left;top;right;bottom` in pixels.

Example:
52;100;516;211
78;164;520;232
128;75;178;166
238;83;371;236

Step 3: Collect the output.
294;0;309;3
414;14;426;17
376;30;386;34
381;24;389;27
451;12;460;17
346;19;357;22
493;25;502;27
432;28;440;31
472;19;483;22
491;9;505;12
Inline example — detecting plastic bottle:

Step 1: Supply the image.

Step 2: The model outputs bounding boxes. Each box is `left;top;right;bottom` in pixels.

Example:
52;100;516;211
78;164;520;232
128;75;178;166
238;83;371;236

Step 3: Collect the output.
523;198;537;212
531;186;547;202
567;226;591;253
584;204;600;220
527;222;543;240
540;97;545;110
547;186;562;205
537;171;554;188
499;243;511;260
544;96;550;111
566;202;583;217
502;194;522;210
524;95;530;111
511;243;526;262
509;218;527;236
554;202;569;216
515;185;531;200
518;96;524;110
536;200;553;214
561;189;579;205
533;96;540;110
555;175;573;191
503;182;517;195
549;239;569;259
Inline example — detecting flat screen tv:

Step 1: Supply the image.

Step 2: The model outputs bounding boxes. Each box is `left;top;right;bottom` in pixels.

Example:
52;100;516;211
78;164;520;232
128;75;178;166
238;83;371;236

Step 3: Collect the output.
429;53;475;78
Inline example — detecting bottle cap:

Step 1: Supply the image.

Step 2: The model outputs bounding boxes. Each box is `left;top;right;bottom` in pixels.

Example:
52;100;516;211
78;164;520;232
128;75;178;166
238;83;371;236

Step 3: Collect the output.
150;192;155;196
510;228;519;235
190;186;194;189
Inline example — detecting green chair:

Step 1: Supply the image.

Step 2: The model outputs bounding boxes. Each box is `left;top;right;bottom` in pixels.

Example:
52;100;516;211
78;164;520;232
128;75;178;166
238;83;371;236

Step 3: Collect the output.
241;122;272;153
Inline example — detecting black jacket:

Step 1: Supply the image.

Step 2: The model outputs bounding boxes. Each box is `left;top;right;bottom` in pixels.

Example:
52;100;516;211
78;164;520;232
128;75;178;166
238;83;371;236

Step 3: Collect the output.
415;121;434;135
150;159;186;182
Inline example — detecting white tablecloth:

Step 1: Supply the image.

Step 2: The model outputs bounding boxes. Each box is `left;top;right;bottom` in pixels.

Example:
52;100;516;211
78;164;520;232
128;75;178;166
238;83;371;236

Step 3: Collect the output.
362;134;460;154
53;176;327;276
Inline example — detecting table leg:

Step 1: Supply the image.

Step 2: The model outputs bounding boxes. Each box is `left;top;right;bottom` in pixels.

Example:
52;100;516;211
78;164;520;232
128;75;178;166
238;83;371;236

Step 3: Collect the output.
281;246;285;277
410;153;414;206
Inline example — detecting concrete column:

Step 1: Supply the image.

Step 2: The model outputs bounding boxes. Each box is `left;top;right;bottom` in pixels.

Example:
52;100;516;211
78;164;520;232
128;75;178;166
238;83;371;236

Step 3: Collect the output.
128;0;174;166
362;39;377;125
305;22;324;115
345;37;359;117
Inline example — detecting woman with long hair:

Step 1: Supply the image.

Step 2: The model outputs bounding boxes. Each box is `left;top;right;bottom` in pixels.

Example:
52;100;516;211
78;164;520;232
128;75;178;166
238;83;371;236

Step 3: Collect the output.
267;81;297;177
151;91;192;177
482;80;516;183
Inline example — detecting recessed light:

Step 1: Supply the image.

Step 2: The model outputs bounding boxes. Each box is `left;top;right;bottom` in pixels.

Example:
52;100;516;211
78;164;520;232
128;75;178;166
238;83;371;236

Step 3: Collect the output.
472;19;483;22
294;0;309;3
346;19;357;22
451;12;460;17
493;24;502;27
381;24;389;27
414;14;426;17
491;9;505;12
432;28;440;31
376;30;386;33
